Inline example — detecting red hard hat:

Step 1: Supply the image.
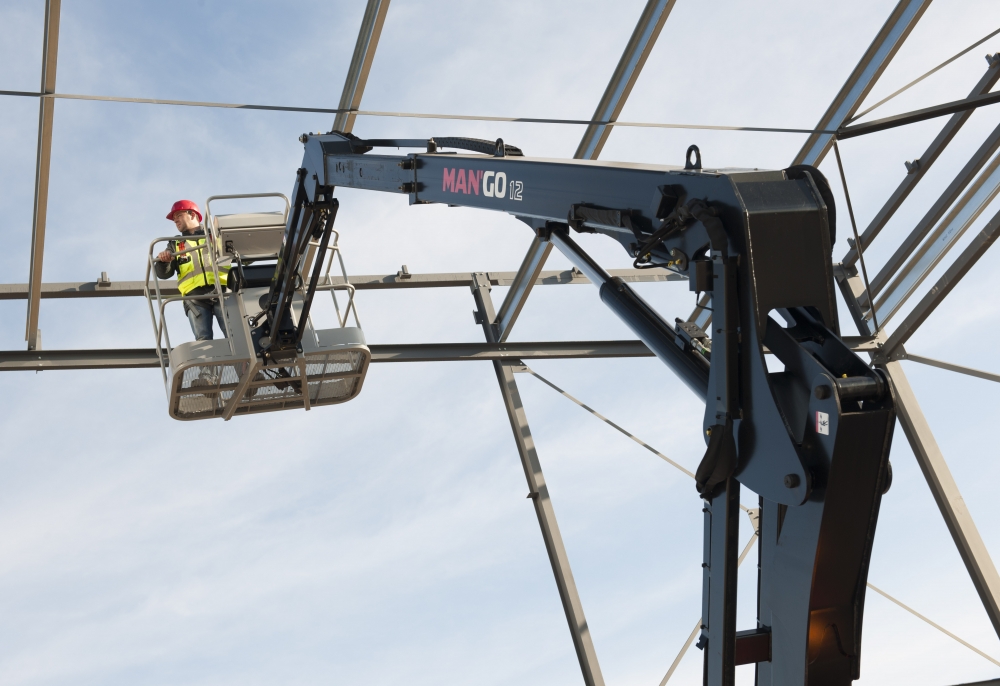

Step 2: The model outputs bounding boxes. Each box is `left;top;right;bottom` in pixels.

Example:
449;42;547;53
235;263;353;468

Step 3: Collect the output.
166;199;202;222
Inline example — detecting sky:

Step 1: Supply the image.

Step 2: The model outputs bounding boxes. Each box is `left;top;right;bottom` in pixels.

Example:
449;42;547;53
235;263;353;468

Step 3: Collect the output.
2;1;1000;685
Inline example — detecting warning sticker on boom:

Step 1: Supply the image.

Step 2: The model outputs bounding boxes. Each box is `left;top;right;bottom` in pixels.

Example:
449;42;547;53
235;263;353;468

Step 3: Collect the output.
816;411;830;435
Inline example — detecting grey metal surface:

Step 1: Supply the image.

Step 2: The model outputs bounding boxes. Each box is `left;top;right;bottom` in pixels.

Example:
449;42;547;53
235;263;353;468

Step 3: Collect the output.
332;0;391;133
792;0;930;166
573;0;677;160
882;360;1000;638
843;61;1000;266
471;273;605;686
881;206;1000;358
0;267;681;300
25;0;61;351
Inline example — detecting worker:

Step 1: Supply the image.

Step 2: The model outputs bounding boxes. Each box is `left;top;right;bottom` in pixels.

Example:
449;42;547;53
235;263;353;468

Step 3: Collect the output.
155;200;230;341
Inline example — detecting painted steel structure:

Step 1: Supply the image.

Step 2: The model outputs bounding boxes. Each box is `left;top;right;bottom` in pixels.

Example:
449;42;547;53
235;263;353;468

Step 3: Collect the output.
4;0;1000;684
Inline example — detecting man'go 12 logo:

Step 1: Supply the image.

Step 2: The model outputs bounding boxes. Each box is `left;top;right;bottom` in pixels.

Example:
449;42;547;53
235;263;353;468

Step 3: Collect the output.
442;168;523;201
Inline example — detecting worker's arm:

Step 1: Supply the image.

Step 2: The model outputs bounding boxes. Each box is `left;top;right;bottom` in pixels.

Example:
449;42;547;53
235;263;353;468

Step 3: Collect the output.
154;242;177;280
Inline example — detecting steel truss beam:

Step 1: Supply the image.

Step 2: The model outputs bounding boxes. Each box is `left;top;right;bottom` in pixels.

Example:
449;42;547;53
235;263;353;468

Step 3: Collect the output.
792;0;930;167
872;120;1000;300
470;273;605;686
0;268;678;301
494;0;677;341
25;0;61;351
843;60;1000;266
0;340;656;372
332;0;391;134
881;205;1000;358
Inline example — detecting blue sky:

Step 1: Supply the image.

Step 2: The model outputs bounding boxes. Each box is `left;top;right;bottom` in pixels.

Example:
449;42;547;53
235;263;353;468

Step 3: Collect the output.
2;1;1000;685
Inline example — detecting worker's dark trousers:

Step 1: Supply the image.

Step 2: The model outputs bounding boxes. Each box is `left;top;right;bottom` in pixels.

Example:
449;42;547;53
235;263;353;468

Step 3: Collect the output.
183;298;226;341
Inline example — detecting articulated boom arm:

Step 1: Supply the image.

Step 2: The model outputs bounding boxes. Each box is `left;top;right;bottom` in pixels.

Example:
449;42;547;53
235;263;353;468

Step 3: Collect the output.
286;131;896;686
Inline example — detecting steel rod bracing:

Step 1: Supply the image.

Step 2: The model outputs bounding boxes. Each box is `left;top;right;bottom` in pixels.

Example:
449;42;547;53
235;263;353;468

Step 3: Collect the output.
793;0;931;166
902;353;1000;384
849;30;1000;122
833;140;880;333
0;89;838;135
866;583;1000;667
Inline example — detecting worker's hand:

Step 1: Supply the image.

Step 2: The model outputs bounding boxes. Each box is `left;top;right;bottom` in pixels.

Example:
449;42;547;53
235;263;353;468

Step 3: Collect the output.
157;250;174;263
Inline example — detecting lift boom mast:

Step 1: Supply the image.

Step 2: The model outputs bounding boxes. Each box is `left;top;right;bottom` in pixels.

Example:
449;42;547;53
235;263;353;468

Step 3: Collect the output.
271;131;896;686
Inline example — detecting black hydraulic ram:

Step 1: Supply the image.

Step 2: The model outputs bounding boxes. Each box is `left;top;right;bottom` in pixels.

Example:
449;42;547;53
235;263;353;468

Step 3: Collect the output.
292;131;896;686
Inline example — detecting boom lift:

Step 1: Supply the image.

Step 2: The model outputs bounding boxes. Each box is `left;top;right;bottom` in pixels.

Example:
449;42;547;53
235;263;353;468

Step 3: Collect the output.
145;192;370;420
146;129;895;684
268;131;895;686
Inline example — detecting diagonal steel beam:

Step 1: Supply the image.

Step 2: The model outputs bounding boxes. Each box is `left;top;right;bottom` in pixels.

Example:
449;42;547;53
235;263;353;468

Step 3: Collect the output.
843;59;1000;266
471;274;606;686
495;0;677;340
881;360;1000;638
573;0;677;161
871;120;1000;299
874;149;1000;325
25;0;61;351
881;205;1000;359
792;0;931;167
332;0;391;134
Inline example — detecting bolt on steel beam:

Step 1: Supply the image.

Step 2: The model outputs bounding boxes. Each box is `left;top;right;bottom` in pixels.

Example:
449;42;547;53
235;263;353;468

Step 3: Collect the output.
792;0;931;167
25;0;61;351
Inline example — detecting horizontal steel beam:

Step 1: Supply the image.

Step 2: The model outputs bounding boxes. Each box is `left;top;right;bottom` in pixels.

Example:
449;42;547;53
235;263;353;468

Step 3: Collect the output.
839;89;1000;140
0;268;682;300
0;340;656;371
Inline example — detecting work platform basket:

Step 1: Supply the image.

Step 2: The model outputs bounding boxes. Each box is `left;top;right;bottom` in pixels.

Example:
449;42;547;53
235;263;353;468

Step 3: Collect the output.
145;193;370;421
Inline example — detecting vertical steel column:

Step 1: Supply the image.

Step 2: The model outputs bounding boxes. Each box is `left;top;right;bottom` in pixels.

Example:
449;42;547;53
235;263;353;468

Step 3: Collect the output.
701;478;741;686
881;361;1000;638
332;0;391;134
494;0;676;340
792;0;931;167
471;273;605;686
25;0;61;351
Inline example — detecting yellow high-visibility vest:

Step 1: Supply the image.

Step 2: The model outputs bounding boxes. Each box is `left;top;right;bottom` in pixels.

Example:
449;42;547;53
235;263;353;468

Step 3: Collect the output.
175;236;230;295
